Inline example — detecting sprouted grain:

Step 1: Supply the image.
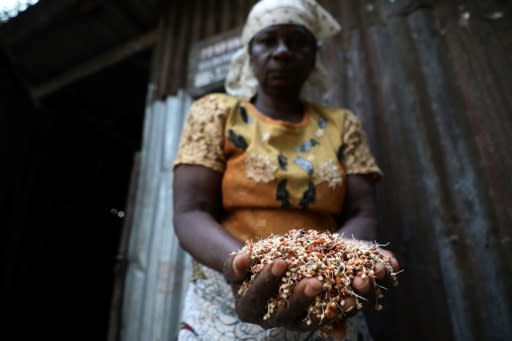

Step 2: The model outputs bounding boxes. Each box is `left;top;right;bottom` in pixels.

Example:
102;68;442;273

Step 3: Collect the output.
237;229;401;335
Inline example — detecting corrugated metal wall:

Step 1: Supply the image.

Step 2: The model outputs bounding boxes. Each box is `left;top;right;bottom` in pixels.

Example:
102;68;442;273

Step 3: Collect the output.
122;89;192;341
124;0;512;340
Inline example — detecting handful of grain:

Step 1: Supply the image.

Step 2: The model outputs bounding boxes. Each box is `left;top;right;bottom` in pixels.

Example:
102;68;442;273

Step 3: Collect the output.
238;229;400;334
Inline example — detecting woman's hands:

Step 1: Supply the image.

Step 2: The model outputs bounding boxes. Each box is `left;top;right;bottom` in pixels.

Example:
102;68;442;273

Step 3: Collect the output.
223;250;400;339
224;254;324;332
349;247;401;309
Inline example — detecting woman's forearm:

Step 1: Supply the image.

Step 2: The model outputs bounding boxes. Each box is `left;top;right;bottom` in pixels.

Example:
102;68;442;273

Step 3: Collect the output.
173;165;242;273
174;210;243;273
336;216;377;242
337;175;379;242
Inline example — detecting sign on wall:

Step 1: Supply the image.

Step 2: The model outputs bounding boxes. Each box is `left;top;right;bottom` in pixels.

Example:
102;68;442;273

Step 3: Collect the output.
187;28;242;97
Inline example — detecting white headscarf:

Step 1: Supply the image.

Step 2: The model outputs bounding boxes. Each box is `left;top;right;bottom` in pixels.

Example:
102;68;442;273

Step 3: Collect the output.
225;0;341;98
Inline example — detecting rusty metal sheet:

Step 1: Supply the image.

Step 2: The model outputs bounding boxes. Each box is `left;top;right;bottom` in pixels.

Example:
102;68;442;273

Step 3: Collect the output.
136;1;512;340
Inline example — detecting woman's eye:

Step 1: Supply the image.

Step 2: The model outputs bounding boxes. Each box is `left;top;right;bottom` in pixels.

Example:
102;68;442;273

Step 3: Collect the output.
289;36;310;49
262;37;276;46
254;34;276;47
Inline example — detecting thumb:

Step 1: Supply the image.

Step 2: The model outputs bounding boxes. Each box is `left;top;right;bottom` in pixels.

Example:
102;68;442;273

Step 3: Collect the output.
223;252;251;283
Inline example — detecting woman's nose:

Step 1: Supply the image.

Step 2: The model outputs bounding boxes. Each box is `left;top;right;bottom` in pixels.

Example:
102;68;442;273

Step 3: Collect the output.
273;40;291;58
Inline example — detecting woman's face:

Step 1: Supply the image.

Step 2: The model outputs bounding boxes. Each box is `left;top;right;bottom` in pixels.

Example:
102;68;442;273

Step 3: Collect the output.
249;24;317;97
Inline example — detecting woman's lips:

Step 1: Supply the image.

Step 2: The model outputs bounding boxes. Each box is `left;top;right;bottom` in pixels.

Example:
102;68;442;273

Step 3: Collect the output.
267;70;294;79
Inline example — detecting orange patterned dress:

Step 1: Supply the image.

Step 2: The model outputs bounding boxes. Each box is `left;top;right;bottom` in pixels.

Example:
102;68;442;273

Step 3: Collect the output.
174;93;382;341
174;93;382;241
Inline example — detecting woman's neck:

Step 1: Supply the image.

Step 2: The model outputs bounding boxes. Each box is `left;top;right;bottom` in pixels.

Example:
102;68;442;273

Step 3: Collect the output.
251;91;304;123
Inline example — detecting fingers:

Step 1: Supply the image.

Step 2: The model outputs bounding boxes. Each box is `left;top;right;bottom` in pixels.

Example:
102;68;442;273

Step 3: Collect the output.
270;258;288;276
389;256;400;272
271;278;322;326
231;246;401;331
223;253;251;284
232;253;251;281
373;262;387;279
270;278;358;332
352;275;371;294
374;249;401;288
340;295;357;316
235;259;288;323
378;249;400;272
346;250;401;315
301;278;323;297
226;252;290;283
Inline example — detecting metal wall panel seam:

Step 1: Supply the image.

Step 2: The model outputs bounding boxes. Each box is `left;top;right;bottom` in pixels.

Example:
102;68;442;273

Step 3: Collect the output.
138;101;168;341
160;95;186;340
122;101;159;341
123;92;193;341
148;177;174;341
156;95;181;341
123;100;166;341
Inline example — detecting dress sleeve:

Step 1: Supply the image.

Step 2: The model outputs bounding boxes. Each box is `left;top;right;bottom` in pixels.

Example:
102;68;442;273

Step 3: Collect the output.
342;110;383;179
173;94;229;173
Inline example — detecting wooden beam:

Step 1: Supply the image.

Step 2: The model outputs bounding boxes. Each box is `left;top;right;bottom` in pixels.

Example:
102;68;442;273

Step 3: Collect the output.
29;30;158;99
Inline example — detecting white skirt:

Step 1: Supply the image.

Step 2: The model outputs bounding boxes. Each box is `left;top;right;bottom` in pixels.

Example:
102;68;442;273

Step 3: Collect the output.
177;265;374;341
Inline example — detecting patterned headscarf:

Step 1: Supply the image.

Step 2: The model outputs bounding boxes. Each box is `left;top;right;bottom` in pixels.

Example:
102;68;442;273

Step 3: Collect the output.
225;0;341;98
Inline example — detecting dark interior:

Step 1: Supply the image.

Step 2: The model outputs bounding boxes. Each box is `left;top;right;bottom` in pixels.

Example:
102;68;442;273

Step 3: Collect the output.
2;46;151;341
1;2;160;339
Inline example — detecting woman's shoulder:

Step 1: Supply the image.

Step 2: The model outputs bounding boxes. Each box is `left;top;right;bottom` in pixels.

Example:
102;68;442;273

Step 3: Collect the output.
191;93;243;109
185;93;245;124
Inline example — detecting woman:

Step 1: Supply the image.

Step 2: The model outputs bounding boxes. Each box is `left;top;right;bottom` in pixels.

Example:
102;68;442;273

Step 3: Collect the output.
173;1;399;340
